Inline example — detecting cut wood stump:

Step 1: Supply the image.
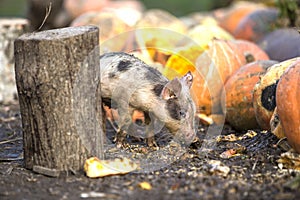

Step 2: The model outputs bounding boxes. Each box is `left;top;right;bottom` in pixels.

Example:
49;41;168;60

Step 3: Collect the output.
14;26;103;175
0;18;29;103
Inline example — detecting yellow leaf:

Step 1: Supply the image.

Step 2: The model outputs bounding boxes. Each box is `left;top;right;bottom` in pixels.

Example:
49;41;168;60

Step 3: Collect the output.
164;44;205;79
138;181;152;190
84;157;140;178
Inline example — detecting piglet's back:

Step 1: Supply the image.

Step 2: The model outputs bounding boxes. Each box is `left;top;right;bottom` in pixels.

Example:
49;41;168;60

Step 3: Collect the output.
100;52;168;87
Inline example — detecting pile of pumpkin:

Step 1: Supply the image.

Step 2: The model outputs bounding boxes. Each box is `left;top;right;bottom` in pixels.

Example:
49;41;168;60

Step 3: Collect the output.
68;0;300;153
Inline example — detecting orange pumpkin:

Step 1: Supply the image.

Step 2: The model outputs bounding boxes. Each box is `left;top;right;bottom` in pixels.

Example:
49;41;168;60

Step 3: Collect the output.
222;60;278;130
71;11;132;52
193;39;247;115
184;24;233;49
228;39;269;63
259;28;300;62
216;1;262;35
64;0;109;19
65;0;144;19
164;44;206;79
163;23;235;77
253;57;300;130
234;8;278;42
270;107;285;139
276;61;300;153
135;9;187;63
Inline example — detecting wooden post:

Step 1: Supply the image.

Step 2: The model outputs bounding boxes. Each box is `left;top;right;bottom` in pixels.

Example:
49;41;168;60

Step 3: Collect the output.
14;26;103;176
0;18;29;103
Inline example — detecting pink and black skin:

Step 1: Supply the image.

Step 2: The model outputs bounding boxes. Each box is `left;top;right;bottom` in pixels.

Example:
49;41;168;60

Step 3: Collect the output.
100;52;196;148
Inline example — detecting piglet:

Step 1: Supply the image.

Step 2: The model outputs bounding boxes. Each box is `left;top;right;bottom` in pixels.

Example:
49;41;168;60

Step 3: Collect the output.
100;52;196;148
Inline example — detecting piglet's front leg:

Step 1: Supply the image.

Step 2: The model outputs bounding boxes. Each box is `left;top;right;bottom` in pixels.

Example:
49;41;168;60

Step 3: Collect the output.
144;113;158;149
115;129;128;148
147;136;158;149
114;106;134;148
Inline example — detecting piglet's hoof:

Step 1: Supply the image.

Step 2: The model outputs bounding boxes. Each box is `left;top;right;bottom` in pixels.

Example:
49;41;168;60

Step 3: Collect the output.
114;137;128;149
116;141;128;149
114;129;128;148
147;138;159;150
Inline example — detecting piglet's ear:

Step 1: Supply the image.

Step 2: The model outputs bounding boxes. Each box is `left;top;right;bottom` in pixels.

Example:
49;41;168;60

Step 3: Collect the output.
181;71;193;88
161;78;182;100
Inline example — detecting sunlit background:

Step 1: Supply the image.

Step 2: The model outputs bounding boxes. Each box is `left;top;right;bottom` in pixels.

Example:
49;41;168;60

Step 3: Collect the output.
0;0;27;16
0;0;231;17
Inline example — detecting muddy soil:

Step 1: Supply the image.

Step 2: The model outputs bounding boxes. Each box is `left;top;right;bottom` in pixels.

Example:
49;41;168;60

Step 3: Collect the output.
0;101;299;200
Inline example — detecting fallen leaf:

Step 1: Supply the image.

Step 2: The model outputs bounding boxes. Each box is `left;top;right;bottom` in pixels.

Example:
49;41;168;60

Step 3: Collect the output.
220;144;246;159
216;134;239;142
197;113;214;125
216;130;258;142
207;160;230;177
242;130;257;139
138;181;152;190
84;157;140;178
220;149;237;159
277;151;300;171
197;113;225;126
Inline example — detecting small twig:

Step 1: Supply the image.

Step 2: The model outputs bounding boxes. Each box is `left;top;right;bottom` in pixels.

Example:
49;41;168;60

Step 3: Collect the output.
33;165;60;177
252;159;258;171
0;153;23;161
37;2;52;30
0;166;14;175
276;137;288;146
0;137;22;145
0;116;17;123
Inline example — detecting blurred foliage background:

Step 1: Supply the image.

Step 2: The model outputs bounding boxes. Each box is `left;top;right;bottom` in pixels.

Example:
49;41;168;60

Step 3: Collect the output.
139;0;232;16
0;0;27;17
0;0;231;17
1;0;298;29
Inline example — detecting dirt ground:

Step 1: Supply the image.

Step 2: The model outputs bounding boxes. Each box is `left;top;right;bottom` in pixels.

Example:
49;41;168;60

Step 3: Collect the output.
0;101;299;200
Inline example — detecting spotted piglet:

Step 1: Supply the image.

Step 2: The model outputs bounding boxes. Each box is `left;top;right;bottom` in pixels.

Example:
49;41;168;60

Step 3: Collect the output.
100;52;196;148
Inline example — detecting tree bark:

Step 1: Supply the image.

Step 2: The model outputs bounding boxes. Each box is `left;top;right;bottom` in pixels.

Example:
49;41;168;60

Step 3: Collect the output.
0;18;29;103
14;26;103;175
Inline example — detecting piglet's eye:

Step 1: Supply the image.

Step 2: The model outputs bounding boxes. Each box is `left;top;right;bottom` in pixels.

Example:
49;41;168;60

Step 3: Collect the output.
179;110;186;118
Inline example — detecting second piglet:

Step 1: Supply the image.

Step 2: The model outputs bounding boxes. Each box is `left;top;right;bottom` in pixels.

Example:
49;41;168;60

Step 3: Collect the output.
100;52;196;148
